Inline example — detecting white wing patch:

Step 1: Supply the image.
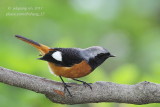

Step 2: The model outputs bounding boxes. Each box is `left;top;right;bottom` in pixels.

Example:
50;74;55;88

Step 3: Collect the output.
52;51;62;61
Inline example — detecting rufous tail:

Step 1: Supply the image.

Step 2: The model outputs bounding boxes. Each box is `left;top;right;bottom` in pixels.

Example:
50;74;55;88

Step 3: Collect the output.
15;35;51;55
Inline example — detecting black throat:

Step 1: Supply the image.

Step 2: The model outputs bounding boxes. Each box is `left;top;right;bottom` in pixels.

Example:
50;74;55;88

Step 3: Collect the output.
88;54;108;70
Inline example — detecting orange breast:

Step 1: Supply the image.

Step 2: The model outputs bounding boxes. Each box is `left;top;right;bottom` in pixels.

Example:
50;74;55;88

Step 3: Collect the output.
48;61;92;78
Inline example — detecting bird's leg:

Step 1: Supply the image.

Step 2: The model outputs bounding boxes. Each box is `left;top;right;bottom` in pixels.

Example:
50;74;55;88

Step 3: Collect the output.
72;78;92;90
59;76;72;97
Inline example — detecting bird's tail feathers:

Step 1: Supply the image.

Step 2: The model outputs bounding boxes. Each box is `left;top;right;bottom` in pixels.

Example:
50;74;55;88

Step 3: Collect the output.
15;35;51;55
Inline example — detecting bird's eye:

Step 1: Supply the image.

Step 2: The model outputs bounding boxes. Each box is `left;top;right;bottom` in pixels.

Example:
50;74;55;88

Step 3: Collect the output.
97;53;105;58
106;52;110;56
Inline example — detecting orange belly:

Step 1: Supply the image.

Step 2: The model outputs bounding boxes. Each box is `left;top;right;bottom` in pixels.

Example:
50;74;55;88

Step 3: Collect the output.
48;61;92;78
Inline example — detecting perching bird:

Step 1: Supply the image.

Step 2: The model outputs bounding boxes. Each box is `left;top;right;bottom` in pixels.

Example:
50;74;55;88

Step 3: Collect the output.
15;35;115;96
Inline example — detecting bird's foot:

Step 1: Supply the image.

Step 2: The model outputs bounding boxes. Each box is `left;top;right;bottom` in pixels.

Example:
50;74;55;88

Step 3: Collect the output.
72;78;92;90
59;76;72;97
82;82;92;90
63;83;72;97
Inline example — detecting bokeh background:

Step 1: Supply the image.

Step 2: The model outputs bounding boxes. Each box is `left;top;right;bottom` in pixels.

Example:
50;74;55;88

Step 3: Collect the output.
1;0;160;107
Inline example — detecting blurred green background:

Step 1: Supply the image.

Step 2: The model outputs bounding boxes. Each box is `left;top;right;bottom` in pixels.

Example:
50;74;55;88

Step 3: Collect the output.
1;0;160;107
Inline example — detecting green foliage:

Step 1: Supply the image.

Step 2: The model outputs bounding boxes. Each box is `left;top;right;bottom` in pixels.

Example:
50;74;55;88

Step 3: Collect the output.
111;64;139;84
1;0;160;107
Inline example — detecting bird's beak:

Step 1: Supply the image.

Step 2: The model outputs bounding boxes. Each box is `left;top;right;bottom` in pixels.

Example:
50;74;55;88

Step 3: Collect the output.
109;54;116;57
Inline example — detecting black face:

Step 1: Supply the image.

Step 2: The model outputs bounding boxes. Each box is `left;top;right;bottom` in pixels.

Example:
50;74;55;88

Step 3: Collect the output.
88;52;112;70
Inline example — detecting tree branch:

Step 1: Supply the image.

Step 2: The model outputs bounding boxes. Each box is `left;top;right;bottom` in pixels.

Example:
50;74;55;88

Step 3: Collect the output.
0;66;160;105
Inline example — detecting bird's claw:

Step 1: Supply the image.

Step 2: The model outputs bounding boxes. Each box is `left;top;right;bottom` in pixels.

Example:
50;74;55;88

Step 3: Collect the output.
63;83;72;97
83;82;92;90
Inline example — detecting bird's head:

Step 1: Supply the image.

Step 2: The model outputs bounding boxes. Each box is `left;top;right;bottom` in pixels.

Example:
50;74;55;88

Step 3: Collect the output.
82;46;115;70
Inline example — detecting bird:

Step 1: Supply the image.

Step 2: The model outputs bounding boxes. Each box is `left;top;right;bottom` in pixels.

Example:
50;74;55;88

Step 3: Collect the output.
15;35;115;96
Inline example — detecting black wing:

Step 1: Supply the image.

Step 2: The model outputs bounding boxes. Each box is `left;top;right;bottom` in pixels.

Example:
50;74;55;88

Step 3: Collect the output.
41;48;84;67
